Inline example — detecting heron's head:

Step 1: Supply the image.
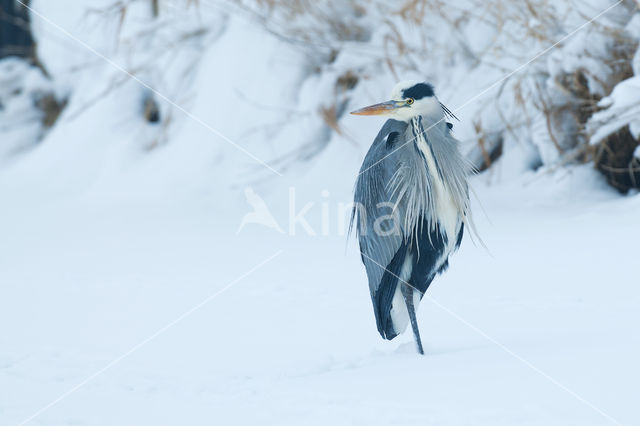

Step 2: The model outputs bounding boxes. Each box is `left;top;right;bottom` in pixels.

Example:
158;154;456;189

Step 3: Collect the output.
350;80;443;122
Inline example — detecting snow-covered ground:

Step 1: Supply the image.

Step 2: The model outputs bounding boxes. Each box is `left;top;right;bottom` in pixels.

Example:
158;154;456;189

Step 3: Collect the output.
1;1;640;425
3;148;639;425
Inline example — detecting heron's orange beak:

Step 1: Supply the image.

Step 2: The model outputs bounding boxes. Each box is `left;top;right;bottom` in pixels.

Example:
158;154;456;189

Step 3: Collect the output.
350;100;404;116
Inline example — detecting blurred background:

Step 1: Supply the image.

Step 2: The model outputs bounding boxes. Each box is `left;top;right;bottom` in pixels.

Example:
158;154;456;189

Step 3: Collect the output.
1;1;639;425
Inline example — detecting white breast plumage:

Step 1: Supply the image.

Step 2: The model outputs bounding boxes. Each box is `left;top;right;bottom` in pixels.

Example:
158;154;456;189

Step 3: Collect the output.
413;122;460;254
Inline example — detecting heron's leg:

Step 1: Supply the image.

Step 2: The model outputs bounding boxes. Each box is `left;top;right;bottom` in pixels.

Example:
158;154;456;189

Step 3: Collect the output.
401;283;424;355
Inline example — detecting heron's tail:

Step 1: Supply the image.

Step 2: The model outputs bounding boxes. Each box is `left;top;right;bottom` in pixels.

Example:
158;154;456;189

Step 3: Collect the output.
373;279;400;340
372;245;411;340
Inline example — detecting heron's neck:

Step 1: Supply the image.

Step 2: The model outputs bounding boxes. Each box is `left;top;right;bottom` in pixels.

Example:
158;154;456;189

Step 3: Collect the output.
408;115;470;212
408;116;435;153
409;115;442;133
409;116;424;133
409;116;440;174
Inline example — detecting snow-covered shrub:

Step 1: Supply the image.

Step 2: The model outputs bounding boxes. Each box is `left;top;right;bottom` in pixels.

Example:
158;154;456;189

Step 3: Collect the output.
0;57;64;160
587;13;640;192
5;0;638;190
75;0;227;149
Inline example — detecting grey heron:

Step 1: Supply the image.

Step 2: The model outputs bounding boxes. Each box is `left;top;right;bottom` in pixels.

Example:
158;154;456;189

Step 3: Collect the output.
350;81;474;355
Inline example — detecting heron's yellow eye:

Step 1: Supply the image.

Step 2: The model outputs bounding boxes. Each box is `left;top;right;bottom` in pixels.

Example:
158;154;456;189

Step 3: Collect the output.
406;98;415;105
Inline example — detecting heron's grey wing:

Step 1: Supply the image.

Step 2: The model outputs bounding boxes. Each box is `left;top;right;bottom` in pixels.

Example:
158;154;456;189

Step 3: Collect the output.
352;119;410;338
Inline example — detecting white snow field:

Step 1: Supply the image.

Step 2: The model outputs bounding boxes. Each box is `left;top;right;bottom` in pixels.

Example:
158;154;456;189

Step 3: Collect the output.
3;144;640;426
1;1;640;425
